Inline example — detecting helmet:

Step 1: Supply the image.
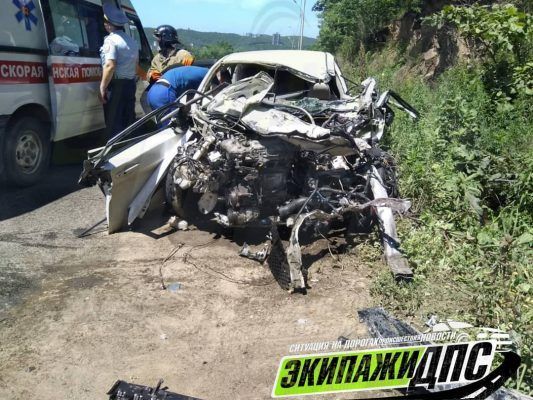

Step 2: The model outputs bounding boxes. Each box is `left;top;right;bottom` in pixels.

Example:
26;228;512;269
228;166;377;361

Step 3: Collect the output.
154;25;180;47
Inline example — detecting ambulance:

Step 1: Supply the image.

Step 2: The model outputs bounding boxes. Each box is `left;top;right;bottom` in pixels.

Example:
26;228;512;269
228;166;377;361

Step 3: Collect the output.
0;0;152;185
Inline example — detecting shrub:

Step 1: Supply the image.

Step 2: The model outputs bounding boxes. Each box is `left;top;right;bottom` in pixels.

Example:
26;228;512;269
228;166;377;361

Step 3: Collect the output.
363;55;532;394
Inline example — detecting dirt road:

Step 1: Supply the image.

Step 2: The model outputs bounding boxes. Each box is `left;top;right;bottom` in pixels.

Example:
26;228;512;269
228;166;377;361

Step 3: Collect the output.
0;166;384;399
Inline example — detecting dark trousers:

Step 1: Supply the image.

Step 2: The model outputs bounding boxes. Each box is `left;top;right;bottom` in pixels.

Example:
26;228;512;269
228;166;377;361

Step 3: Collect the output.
104;79;136;140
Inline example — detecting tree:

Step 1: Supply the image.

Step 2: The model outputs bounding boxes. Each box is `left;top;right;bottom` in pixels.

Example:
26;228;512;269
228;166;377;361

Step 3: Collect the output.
431;4;532;98
313;0;421;57
196;41;234;60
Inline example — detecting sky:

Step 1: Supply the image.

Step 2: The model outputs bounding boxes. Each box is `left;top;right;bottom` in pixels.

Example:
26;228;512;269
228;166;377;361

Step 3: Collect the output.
130;0;321;38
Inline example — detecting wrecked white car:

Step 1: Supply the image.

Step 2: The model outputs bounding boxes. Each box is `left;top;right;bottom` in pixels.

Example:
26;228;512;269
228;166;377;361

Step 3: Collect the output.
79;50;419;292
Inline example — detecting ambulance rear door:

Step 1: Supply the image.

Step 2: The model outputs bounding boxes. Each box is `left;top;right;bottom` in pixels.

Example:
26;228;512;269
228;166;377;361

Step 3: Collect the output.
122;1;152;118
42;0;107;141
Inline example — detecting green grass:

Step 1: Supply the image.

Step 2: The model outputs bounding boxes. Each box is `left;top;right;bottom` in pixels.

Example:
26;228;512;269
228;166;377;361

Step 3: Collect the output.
352;49;532;394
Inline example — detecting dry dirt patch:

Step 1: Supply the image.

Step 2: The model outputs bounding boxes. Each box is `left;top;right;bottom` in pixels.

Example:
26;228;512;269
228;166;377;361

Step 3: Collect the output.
0;217;383;399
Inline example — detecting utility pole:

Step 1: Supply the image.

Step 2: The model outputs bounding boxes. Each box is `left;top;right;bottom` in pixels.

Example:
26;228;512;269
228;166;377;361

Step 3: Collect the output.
291;0;306;50
299;0;306;50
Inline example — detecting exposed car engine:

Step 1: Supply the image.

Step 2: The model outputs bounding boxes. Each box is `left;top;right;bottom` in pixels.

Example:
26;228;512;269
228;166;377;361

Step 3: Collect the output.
162;72;418;291
79;57;419;293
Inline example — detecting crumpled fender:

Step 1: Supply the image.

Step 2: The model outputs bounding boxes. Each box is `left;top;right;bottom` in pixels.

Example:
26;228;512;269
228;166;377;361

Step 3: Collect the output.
101;128;183;233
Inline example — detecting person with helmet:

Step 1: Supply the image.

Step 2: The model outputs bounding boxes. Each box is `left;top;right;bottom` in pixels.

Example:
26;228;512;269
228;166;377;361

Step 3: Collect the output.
147;25;195;84
99;3;139;139
147;66;208;111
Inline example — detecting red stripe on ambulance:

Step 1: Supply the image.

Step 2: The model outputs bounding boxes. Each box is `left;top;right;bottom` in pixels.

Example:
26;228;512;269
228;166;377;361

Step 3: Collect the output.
51;64;102;84
0;60;48;84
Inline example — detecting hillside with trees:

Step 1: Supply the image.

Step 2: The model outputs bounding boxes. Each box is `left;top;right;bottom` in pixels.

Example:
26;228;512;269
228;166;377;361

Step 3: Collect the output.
314;0;532;394
144;27;316;59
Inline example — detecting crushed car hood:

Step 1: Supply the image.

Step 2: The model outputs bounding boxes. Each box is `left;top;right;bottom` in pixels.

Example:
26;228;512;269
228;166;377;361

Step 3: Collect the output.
219;50;337;83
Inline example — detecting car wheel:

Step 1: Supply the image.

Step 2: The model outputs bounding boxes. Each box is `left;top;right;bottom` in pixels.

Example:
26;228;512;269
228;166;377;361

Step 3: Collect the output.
4;117;50;187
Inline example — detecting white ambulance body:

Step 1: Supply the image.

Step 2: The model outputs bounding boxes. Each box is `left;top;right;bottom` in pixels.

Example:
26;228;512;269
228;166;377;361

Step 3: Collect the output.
0;0;151;185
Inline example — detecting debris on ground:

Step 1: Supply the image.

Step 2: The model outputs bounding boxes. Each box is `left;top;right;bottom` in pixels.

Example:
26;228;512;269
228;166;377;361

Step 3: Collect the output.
358;307;421;342
358;308;527;400
166;282;182;293
167;216;189;231
108;379;203;400
239;242;270;263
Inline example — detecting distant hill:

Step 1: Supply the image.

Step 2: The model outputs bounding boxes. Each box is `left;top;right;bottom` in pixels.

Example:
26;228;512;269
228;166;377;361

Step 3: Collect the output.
144;28;316;53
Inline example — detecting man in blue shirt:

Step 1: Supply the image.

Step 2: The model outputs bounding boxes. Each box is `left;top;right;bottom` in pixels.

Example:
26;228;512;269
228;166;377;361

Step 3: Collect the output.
147;66;209;110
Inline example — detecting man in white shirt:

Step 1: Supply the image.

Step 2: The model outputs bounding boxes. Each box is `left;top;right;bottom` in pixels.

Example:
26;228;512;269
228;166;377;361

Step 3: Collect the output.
99;3;139;139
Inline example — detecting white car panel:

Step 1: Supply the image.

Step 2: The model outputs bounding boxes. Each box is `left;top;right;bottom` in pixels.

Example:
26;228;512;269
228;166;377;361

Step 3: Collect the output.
103;128;183;233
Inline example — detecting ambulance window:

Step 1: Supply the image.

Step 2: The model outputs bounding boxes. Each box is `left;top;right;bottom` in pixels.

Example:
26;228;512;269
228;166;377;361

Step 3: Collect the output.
49;0;84;55
78;4;106;54
48;0;105;57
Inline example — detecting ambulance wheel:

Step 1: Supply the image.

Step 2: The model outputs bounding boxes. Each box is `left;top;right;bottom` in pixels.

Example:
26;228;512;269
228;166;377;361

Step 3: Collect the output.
4;117;50;187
